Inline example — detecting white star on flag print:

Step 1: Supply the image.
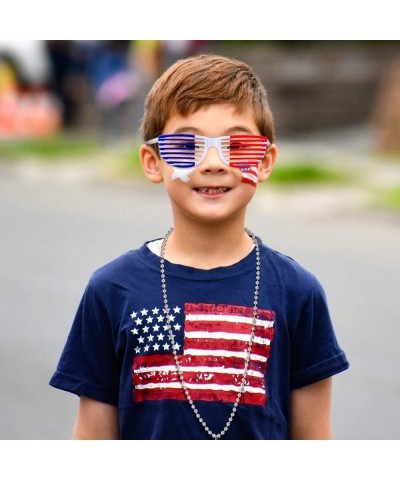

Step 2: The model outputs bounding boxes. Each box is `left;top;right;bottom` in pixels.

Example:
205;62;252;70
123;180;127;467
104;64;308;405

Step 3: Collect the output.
130;306;181;356
131;302;275;407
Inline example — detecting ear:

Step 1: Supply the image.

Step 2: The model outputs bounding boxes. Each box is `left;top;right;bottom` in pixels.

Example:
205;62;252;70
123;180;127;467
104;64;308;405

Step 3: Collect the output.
140;144;164;183
258;144;277;183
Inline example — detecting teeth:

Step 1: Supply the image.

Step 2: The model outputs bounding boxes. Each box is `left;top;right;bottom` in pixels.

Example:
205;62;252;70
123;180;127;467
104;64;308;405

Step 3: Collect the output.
198;187;228;194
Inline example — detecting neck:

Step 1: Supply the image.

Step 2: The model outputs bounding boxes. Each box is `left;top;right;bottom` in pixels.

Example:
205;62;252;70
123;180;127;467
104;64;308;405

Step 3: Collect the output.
164;220;254;269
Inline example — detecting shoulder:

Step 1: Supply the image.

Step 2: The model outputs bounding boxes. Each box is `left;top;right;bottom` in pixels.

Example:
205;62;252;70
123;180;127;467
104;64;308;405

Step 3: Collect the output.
265;244;316;284
262;243;322;300
89;243;153;293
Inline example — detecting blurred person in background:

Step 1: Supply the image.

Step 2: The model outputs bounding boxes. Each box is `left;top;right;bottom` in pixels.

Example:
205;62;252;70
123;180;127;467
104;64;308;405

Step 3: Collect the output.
86;40;140;139
46;40;90;128
46;40;142;139
0;40;62;138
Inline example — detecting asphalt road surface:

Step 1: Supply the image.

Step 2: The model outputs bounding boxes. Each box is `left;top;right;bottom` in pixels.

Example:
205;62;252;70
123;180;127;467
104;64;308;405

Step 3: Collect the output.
1;164;399;440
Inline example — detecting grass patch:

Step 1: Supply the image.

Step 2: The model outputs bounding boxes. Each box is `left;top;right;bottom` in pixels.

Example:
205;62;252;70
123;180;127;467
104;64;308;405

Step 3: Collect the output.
269;162;347;185
125;145;143;175
378;186;400;210
112;143;144;178
0;135;101;161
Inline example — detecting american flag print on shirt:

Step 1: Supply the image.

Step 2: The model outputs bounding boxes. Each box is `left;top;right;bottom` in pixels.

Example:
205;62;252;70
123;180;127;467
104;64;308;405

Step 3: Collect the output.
132;303;275;406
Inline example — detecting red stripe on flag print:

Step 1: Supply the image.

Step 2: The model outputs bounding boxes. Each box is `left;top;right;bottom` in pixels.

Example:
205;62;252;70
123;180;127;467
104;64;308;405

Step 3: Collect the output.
185;320;275;339
133;303;275;406
183;338;271;357
184;303;275;320
135;369;265;389
134;387;267;405
134;354;269;374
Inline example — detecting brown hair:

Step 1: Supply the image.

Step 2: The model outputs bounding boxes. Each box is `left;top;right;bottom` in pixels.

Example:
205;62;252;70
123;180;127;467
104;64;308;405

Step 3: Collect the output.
141;54;275;143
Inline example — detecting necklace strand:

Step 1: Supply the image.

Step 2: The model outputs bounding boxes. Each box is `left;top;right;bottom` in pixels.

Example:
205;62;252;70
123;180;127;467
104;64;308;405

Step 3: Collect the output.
160;227;261;440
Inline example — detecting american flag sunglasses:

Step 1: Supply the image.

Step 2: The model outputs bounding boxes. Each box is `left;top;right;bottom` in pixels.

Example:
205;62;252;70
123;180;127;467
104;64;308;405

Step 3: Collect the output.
146;134;270;169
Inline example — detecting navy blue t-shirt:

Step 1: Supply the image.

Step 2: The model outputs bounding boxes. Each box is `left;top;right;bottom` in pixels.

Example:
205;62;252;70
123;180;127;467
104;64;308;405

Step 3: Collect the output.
50;239;349;439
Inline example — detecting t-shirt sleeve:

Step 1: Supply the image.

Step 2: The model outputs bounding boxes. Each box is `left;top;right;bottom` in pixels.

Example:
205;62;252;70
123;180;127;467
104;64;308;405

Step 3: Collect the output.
290;277;349;389
49;280;119;405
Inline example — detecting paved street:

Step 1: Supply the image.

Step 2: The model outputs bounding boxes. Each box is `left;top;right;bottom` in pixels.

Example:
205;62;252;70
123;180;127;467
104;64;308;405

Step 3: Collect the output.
0;160;399;439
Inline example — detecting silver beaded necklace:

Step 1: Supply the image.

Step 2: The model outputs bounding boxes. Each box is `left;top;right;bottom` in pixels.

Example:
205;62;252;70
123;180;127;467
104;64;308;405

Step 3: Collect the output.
160;227;261;440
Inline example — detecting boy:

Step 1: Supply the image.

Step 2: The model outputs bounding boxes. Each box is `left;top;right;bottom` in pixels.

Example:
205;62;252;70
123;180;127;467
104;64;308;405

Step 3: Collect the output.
50;54;349;440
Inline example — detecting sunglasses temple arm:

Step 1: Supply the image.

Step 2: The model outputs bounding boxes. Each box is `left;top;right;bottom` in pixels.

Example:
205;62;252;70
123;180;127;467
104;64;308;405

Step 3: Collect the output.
146;138;159;145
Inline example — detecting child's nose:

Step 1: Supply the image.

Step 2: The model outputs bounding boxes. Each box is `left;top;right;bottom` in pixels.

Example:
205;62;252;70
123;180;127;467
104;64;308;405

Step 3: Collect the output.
199;146;227;173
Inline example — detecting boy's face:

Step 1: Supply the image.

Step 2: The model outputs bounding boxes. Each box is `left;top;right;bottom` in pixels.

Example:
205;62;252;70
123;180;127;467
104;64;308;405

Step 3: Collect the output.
140;103;276;227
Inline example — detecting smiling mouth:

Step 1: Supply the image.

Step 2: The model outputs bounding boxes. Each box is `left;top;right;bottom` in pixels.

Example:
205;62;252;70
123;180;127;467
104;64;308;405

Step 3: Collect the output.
194;187;231;194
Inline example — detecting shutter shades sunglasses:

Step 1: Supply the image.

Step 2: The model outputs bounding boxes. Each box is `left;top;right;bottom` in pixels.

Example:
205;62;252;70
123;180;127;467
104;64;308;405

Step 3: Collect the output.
146;134;270;169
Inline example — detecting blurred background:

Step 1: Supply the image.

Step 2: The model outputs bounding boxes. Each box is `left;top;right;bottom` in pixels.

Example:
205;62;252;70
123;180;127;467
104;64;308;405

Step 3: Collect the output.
1;40;399;440
1;40;400;143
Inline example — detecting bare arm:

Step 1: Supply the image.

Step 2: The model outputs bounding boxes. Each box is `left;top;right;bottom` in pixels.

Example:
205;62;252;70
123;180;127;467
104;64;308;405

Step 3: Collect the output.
72;396;120;440
290;377;333;440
